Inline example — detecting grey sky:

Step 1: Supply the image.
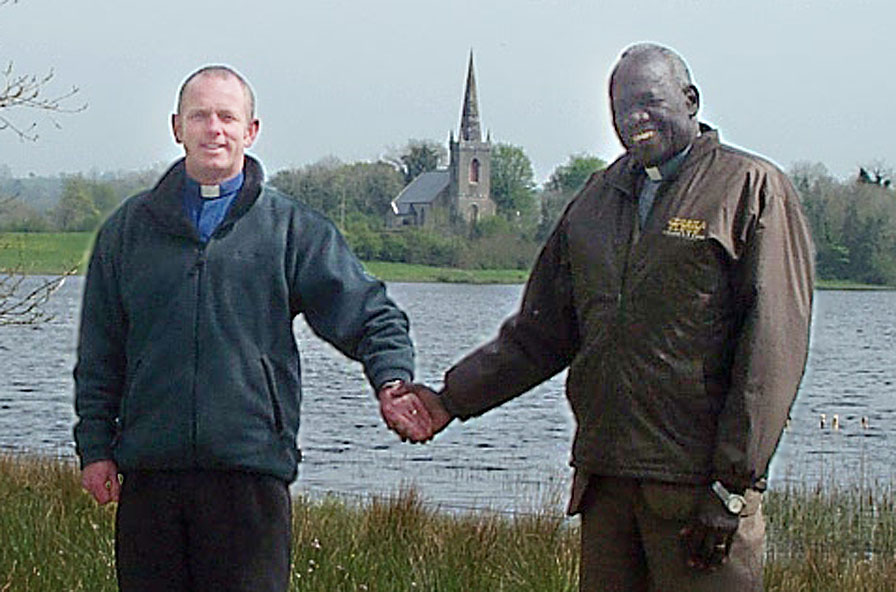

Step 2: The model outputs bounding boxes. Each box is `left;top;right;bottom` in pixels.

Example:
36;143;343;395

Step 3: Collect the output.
2;0;890;184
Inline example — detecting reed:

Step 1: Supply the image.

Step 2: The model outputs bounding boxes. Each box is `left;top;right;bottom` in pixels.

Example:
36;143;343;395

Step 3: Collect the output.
2;454;896;591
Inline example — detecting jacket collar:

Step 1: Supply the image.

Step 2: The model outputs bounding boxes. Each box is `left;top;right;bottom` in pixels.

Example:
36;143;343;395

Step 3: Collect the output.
141;155;265;239
607;124;719;197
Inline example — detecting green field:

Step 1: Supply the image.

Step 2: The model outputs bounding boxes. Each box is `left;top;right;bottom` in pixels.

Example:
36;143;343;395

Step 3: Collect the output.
0;232;94;275
0;232;528;283
362;261;529;284
2;454;896;591
1;232;894;289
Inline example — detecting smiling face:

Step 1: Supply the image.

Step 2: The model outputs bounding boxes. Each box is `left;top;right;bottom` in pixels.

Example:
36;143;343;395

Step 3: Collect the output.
172;71;259;184
610;50;699;168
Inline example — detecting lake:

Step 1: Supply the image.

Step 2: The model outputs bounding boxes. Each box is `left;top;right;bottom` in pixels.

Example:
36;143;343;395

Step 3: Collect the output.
1;277;893;515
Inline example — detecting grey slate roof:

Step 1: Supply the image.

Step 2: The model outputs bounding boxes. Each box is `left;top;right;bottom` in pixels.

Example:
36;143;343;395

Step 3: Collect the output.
391;170;450;215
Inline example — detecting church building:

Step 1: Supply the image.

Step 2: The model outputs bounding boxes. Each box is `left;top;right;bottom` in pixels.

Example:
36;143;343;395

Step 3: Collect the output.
389;54;497;228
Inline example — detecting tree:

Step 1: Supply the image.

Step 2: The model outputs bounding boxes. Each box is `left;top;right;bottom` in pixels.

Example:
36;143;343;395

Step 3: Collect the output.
54;175;115;231
538;154;607;239
791;160;896;285
384;139;446;185
270;158;403;229
0;3;84;141
546;153;607;194
1;0;83;325
489;143;537;221
856;160;894;188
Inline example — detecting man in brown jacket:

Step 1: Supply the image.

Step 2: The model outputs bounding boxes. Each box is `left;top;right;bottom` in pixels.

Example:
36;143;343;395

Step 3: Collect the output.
385;42;814;591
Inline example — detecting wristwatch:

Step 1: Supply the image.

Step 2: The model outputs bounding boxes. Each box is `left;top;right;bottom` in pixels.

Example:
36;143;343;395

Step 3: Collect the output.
711;481;746;515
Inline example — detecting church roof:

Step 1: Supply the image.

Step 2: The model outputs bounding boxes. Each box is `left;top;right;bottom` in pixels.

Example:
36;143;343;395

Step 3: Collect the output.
390;170;450;215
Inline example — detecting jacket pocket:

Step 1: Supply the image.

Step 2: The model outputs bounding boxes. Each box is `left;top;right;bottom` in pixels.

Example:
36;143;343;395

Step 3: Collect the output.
260;356;284;434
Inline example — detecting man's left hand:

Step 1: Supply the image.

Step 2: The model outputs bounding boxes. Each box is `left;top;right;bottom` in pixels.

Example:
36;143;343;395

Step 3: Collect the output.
679;487;741;571
377;381;433;443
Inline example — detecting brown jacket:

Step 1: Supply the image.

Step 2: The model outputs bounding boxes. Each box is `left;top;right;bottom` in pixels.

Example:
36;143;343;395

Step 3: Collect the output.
440;129;814;496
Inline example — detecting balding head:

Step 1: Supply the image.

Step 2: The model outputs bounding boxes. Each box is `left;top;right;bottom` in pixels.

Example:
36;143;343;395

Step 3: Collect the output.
611;43;694;92
177;65;256;121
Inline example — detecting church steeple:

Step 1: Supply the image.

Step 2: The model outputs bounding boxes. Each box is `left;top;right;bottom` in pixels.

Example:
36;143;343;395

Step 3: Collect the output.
459;51;481;142
448;51;494;225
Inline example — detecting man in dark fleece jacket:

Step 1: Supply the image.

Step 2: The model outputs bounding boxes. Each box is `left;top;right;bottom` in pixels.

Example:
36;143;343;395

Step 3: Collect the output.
386;43;814;591
74;65;428;592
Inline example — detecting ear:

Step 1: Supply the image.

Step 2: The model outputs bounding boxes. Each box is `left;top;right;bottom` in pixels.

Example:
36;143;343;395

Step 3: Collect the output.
243;118;260;148
685;85;700;118
171;113;183;144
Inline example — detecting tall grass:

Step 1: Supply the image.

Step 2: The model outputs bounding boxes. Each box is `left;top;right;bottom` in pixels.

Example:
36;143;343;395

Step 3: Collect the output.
3;454;896;591
764;481;896;591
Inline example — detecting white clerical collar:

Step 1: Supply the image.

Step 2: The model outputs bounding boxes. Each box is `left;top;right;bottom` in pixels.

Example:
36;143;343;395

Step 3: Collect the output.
186;171;244;201
200;184;220;198
643;144;693;183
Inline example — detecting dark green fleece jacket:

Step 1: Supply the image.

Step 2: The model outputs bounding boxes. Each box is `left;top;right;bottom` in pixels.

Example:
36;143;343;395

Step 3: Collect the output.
74;156;414;482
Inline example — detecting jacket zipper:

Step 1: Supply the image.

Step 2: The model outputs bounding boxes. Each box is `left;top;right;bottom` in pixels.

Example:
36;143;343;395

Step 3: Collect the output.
191;243;207;460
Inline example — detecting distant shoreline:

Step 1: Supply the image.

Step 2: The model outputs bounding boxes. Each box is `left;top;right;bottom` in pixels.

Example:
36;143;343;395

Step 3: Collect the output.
1;231;893;289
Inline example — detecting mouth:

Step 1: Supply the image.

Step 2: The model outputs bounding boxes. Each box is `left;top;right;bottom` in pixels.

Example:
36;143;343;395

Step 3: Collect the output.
200;143;227;152
631;130;656;143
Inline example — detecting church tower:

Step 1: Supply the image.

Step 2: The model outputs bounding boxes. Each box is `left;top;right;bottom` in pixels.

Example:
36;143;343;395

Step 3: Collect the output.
449;52;495;223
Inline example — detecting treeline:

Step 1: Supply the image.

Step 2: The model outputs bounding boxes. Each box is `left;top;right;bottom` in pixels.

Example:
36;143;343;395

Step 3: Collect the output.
0;165;165;232
268;143;606;270
792;162;896;285
2;146;895;284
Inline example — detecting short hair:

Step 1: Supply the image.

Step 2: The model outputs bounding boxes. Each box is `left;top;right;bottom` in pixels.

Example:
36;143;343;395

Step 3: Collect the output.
176;65;256;119
613;43;694;90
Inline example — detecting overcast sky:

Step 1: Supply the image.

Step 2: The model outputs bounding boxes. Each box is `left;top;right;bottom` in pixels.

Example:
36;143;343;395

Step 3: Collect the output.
1;0;891;184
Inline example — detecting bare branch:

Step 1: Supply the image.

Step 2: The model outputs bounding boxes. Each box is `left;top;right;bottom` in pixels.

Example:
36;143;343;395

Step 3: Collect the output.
0;62;86;141
0;264;75;325
0;0;82;325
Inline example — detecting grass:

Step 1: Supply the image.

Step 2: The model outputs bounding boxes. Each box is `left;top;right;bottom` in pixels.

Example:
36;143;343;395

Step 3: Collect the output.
0;232;93;275
362;261;529;284
0;232;530;284
764;481;896;591
3;455;896;591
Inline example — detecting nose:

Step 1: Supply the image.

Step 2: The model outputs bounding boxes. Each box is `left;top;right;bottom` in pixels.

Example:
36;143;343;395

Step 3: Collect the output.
206;113;224;134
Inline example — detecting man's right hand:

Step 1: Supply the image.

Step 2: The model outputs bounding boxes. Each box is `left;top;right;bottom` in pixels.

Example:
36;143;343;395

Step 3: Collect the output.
399;383;452;441
81;460;121;505
380;382;452;443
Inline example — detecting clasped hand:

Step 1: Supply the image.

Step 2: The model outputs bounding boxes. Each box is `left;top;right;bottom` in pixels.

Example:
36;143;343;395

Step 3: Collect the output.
678;488;741;571
377;381;451;443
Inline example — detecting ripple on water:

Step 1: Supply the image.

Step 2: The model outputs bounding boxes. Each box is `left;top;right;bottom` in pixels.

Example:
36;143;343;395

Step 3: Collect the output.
2;281;896;511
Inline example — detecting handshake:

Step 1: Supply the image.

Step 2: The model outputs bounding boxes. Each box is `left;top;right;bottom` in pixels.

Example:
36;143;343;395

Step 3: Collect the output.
377;381;453;443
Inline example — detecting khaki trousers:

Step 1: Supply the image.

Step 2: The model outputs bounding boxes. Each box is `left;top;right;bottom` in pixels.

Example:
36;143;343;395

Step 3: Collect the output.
575;475;764;592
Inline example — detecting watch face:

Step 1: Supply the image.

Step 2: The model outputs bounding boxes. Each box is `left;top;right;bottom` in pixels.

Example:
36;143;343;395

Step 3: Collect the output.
728;496;746;514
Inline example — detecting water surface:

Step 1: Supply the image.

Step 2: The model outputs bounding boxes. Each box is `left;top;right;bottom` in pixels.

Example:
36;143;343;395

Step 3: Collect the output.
1;278;892;514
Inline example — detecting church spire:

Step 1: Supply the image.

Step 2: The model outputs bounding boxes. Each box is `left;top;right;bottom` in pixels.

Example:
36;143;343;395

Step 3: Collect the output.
459;51;481;142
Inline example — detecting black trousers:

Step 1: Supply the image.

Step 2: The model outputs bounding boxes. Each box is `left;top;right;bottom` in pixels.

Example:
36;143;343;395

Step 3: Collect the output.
115;470;291;592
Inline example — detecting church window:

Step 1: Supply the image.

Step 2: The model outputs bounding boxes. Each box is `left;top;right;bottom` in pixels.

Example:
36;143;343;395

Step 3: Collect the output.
470;159;480;183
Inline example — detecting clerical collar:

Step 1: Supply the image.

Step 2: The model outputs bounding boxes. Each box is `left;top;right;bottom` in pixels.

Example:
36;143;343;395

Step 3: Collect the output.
643;144;692;182
186;171;245;200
